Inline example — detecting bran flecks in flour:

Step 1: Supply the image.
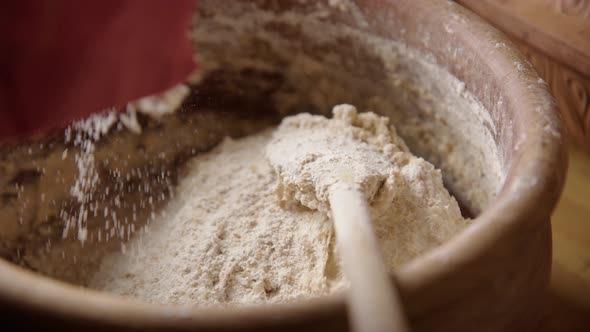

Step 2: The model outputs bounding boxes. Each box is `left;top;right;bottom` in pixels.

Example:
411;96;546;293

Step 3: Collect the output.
89;105;468;305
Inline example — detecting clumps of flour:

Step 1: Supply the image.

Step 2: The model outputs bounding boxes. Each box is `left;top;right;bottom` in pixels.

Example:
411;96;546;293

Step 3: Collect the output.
89;131;341;304
89;105;468;305
267;105;469;265
266;104;410;214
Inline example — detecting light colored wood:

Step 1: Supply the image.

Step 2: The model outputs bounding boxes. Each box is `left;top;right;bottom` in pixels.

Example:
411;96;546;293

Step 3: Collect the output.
456;0;590;76
330;188;409;332
456;0;590;152
551;144;590;311
451;2;590;323
539;143;590;330
457;2;590;321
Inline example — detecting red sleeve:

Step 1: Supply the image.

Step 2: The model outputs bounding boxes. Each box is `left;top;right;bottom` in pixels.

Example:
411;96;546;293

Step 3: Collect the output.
0;0;196;140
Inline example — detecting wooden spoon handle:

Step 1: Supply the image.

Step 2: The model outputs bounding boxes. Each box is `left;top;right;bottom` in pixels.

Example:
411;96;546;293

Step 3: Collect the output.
329;187;410;332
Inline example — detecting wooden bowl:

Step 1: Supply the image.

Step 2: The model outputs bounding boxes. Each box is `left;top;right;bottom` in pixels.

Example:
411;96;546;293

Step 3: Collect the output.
0;0;566;331
456;0;590;152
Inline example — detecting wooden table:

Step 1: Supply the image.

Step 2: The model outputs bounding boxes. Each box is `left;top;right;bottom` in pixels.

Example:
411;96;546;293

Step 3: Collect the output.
544;143;590;330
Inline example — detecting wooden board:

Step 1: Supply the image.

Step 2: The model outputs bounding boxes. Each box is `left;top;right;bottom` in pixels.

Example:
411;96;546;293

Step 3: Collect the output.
454;2;590;326
456;0;590;152
545;143;590;330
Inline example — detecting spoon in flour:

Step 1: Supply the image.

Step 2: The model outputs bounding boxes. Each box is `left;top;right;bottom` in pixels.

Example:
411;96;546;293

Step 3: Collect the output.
266;105;410;332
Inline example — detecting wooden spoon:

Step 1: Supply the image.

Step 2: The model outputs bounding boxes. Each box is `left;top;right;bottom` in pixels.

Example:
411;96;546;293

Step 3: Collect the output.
329;185;409;332
266;107;410;332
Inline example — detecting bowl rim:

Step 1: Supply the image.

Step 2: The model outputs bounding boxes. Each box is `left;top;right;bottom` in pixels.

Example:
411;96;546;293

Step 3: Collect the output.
0;0;567;329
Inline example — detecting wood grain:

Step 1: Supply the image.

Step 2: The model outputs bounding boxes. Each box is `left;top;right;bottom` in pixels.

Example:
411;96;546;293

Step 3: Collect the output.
456;0;590;151
543;0;590;18
456;0;590;76
515;42;590;153
330;188;409;332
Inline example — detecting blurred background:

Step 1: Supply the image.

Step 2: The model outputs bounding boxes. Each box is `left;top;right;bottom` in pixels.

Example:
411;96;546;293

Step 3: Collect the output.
457;0;590;330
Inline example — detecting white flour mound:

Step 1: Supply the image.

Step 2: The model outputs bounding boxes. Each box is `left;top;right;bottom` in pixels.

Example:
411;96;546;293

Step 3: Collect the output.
89;105;468;306
266;104;411;214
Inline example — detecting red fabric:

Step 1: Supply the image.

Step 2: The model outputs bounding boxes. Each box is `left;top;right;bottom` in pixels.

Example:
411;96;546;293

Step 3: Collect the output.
0;0;196;140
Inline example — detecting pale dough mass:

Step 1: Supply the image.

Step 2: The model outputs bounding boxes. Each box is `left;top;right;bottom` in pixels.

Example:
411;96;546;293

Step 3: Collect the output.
89;105;468;305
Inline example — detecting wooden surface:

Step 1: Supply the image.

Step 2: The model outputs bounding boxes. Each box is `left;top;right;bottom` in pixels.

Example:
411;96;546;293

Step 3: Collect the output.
451;2;590;327
456;0;590;153
545;143;590;330
448;4;590;327
330;189;409;332
514;42;590;155
456;0;590;75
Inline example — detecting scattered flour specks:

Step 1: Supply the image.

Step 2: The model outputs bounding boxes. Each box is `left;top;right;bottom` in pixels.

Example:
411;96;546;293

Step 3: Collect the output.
89;106;469;306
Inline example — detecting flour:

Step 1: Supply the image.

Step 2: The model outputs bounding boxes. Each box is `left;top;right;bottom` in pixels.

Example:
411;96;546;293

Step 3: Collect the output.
62;84;189;243
89;105;468;305
64;111;119;242
266;104;410;214
90;130;340;305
